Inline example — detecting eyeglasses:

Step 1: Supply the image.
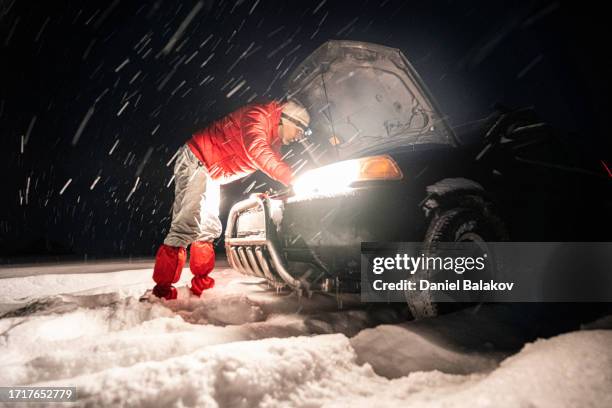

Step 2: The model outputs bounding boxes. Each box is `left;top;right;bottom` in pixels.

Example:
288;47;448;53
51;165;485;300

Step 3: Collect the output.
281;113;312;139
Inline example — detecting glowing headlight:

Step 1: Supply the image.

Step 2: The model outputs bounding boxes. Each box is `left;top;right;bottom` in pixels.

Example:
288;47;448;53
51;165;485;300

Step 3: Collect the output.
292;155;403;196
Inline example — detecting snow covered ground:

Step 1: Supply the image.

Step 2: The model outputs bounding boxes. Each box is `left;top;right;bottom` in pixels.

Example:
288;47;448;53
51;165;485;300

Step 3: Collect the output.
0;260;610;407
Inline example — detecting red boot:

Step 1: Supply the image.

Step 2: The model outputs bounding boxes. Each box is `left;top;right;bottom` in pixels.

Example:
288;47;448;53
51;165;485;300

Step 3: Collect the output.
190;241;216;296
152;244;186;300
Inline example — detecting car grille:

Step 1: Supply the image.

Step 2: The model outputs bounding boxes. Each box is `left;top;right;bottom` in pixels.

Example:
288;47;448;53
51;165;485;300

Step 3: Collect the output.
235;207;265;238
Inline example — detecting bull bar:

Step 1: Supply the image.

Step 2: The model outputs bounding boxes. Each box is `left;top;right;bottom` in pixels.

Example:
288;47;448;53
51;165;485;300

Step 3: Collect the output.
224;194;302;290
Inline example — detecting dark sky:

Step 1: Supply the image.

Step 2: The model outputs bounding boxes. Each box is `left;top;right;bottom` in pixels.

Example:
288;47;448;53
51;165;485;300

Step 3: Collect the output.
1;0;610;259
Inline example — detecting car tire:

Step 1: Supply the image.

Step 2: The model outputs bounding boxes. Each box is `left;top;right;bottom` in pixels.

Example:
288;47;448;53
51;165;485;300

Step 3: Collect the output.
405;196;508;319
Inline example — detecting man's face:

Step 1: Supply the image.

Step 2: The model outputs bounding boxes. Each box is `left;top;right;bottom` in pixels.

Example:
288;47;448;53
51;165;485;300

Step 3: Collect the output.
279;120;303;145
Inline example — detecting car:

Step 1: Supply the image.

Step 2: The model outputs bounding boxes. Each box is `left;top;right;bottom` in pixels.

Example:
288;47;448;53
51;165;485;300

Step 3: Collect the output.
224;40;611;318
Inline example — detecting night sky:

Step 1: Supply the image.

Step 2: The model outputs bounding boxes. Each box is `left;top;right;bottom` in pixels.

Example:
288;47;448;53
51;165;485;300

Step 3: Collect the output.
1;0;610;260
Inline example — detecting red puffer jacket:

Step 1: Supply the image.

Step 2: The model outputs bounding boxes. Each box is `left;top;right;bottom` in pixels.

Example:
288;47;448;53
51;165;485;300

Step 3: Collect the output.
186;101;293;186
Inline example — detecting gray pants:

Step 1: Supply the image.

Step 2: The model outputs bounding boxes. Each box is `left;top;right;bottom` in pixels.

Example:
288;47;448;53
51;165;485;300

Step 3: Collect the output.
163;145;223;248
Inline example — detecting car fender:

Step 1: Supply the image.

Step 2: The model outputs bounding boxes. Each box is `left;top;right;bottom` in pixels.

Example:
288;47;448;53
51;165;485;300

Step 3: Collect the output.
421;177;491;218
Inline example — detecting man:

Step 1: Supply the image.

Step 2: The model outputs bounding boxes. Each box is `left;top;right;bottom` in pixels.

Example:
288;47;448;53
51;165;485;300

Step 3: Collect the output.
149;99;311;300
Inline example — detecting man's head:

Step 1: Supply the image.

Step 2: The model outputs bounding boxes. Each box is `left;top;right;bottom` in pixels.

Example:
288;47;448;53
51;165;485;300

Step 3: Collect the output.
279;99;311;145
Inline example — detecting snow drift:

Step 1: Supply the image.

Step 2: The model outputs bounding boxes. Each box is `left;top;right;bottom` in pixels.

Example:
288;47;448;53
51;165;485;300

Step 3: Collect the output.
0;262;610;407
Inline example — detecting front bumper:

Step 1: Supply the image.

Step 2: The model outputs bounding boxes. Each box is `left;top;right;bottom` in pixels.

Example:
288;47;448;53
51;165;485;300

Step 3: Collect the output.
225;182;426;293
225;194;304;291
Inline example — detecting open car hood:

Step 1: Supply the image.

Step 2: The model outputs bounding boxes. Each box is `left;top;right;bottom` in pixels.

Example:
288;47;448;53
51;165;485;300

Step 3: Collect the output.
284;40;456;163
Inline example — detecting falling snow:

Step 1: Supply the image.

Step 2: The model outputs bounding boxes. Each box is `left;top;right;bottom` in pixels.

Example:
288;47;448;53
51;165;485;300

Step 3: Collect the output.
1;0;607;261
59;178;72;195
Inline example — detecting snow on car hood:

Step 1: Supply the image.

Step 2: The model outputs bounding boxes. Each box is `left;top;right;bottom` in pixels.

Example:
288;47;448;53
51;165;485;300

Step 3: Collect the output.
285;40;456;163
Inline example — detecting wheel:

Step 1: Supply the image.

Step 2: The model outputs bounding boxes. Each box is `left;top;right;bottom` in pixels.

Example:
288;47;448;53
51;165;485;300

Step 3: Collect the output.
405;195;508;319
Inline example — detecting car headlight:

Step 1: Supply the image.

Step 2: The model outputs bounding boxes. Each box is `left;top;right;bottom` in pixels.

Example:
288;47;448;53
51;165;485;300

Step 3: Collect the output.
292;155;403;196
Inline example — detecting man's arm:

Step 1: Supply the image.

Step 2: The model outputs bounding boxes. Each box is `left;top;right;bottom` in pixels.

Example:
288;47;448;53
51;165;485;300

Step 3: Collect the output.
241;106;293;186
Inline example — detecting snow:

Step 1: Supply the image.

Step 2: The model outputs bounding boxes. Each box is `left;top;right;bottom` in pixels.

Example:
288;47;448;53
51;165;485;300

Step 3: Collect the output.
0;261;610;407
351;324;502;378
